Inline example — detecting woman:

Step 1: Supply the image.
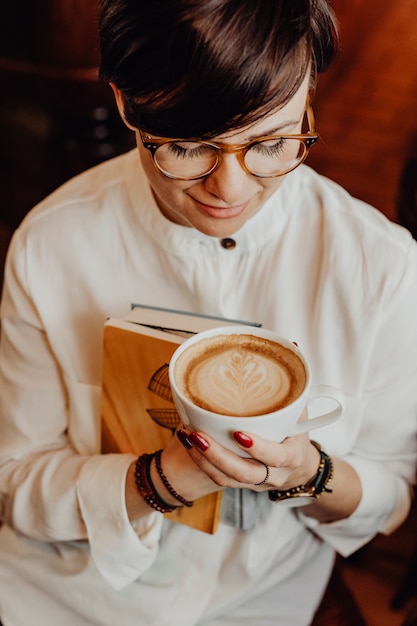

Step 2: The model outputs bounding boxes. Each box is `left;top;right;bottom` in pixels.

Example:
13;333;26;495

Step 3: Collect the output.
0;1;416;624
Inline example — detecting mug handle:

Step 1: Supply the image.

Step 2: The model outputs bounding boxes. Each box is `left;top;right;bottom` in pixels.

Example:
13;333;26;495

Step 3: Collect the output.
289;385;344;436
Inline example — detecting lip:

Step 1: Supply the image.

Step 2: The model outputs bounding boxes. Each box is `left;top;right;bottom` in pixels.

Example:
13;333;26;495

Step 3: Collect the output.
194;199;250;219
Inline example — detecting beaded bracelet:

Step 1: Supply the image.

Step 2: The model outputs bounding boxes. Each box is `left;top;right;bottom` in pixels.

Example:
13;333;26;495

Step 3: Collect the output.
154;449;193;508
144;453;178;509
134;453;178;514
268;441;333;502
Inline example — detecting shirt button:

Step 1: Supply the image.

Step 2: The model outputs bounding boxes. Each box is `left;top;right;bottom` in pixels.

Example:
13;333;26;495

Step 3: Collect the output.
220;238;237;250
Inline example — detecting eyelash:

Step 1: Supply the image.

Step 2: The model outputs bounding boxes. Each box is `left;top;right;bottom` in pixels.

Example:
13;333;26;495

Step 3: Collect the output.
165;139;287;159
167;144;212;159
251;139;286;156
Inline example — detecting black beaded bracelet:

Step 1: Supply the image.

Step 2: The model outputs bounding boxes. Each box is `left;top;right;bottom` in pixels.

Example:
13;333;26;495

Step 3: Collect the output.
144;453;179;510
154;449;193;508
268;441;333;502
134;453;178;514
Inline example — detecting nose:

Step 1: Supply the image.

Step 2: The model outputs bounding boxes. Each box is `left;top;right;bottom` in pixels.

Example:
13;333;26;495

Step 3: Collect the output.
203;153;256;205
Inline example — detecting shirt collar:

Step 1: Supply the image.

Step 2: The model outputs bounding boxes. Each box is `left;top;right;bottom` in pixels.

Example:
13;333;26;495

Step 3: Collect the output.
124;149;301;256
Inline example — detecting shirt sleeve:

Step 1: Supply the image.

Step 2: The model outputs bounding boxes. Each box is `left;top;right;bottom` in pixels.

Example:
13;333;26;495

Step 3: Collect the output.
0;228;163;589
299;236;417;554
76;454;164;589
298;458;413;556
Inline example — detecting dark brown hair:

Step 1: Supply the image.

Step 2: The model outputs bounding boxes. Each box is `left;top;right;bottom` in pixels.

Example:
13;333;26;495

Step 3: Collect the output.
99;0;338;138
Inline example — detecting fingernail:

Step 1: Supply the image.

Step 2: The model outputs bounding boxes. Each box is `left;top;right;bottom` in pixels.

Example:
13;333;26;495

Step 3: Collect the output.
233;432;253;448
189;432;209;451
176;429;194;449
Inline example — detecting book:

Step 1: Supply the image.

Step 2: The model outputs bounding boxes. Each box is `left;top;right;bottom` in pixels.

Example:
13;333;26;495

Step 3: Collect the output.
101;304;261;534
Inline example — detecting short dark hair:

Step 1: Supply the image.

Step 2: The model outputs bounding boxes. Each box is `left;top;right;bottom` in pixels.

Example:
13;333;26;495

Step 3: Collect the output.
99;0;338;138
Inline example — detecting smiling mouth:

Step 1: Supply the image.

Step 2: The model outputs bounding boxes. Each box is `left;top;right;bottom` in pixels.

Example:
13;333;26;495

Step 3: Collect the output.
195;200;250;219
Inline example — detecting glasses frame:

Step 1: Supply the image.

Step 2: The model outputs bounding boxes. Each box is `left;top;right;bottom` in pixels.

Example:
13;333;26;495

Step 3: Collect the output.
139;102;317;181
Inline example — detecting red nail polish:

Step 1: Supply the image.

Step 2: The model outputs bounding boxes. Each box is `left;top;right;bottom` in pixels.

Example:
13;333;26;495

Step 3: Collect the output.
176;429;194;449
233;432;253;448
189;432;209;451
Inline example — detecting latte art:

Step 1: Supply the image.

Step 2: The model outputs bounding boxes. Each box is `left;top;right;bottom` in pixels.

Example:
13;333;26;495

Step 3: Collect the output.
174;334;306;416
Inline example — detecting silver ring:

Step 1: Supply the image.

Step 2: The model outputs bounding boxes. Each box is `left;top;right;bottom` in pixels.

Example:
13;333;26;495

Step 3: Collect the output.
254;462;270;486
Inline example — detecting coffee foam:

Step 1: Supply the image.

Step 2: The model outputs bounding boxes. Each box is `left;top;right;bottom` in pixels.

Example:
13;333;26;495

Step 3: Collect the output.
174;334;306;417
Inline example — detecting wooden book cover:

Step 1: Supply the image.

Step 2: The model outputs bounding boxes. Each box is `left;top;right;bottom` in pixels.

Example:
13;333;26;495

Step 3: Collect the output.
101;306;260;534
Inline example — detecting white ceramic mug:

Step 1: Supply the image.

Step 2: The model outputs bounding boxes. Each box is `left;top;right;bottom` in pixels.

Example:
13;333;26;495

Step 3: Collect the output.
169;325;344;455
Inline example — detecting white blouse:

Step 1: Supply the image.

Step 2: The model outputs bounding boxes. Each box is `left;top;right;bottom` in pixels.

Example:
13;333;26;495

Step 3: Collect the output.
0;150;416;625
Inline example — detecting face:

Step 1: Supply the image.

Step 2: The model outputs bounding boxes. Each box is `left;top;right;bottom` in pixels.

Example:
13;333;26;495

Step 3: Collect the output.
113;75;310;238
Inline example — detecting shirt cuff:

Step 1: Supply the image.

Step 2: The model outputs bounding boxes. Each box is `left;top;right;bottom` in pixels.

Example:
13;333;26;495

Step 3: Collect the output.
76;453;164;589
297;455;412;556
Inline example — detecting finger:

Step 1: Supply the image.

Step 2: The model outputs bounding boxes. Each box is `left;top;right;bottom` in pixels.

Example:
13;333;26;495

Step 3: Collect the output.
176;429;194;450
178;428;274;488
232;430;320;489
232;430;304;467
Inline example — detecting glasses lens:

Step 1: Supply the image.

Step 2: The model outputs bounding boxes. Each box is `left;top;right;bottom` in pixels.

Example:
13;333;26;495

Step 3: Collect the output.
245;138;307;177
154;142;218;178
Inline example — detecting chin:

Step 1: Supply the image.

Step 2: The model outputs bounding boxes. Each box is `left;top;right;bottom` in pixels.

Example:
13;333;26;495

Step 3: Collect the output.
192;220;244;239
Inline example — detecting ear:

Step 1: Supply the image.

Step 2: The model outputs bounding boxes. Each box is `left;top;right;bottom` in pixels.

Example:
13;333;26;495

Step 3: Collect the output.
110;83;138;132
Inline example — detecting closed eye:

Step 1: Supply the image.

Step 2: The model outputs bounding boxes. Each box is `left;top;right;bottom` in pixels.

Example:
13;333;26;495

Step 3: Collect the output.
166;142;215;159
251;138;287;157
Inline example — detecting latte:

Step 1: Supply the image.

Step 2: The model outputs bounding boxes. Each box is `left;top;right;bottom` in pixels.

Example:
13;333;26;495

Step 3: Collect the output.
174;333;307;417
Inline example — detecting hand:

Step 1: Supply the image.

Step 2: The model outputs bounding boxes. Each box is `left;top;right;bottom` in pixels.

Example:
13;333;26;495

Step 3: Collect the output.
175;424;321;494
174;413;363;523
156;427;224;502
125;429;221;521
